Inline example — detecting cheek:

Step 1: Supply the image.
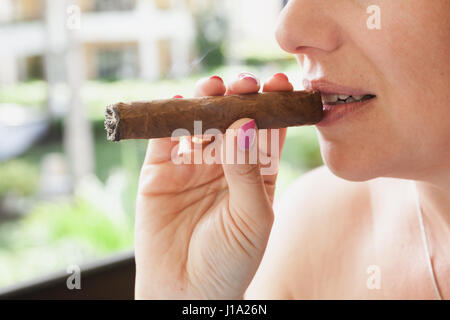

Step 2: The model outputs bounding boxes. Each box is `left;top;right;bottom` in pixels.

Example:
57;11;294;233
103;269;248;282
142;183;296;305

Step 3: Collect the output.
385;72;450;172
358;1;450;110
345;1;450;177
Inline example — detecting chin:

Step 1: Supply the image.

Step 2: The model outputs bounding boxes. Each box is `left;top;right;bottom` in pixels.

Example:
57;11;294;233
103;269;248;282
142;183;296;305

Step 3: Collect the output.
319;140;383;182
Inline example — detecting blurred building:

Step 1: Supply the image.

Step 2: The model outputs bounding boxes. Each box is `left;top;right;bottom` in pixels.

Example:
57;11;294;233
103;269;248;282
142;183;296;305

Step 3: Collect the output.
0;0;199;84
0;0;285;85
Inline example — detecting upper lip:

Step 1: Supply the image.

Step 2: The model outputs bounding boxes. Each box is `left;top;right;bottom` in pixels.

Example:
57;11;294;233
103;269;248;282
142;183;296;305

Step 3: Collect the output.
303;79;376;97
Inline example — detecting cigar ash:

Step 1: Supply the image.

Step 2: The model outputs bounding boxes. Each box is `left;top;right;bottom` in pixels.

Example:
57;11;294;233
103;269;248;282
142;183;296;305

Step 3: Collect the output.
105;105;120;141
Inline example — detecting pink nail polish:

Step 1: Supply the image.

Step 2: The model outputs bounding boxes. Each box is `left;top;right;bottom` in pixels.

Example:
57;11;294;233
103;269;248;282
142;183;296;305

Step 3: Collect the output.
173;95;183;99
209;75;223;82
238;120;256;151
273;73;289;81
241;76;258;85
238;72;259;85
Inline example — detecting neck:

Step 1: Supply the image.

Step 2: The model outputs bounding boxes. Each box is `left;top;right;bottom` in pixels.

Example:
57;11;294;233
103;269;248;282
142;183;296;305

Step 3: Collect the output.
414;167;450;233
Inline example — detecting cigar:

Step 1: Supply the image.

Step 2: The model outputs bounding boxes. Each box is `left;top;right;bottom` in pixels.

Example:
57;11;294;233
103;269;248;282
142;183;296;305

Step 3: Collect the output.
105;91;323;141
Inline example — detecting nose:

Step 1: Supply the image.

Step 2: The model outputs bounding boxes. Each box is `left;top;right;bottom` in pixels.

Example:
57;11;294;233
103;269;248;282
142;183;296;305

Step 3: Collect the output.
275;0;341;54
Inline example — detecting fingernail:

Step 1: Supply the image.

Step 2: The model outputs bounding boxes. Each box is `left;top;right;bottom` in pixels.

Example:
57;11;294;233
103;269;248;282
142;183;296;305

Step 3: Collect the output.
238;120;256;151
273;73;289;81
209;75;223;82
173;95;183;99
238;72;259;86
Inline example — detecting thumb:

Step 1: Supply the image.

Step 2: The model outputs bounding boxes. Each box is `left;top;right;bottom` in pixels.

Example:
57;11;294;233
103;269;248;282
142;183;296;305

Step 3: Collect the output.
221;118;273;227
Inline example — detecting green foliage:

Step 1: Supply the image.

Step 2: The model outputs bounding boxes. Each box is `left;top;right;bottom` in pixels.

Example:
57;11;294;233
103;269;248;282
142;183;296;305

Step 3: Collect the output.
24;198;133;253
245;56;296;68
282;126;323;170
0;160;39;197
0;81;47;108
0;197;133;287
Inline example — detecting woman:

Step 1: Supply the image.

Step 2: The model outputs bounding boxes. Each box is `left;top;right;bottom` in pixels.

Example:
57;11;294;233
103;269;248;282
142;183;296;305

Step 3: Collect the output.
134;0;450;299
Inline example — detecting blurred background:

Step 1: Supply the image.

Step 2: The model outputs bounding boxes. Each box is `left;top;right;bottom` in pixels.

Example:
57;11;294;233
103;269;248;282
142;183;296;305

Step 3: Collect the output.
0;0;322;290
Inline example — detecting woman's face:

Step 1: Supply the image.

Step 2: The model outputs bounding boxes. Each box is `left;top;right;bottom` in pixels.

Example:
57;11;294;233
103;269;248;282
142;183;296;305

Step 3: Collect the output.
276;0;450;181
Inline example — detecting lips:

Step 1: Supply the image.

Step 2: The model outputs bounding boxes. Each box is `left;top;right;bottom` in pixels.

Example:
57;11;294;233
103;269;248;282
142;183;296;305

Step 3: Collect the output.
303;79;377;127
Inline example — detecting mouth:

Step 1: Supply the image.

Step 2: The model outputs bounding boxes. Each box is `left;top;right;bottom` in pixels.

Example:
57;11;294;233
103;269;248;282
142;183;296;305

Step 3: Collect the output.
303;79;377;127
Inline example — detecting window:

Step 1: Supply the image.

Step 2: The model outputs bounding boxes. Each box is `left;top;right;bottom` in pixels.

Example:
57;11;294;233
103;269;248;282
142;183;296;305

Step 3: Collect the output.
26;55;44;80
96;46;138;80
93;0;136;12
18;55;44;81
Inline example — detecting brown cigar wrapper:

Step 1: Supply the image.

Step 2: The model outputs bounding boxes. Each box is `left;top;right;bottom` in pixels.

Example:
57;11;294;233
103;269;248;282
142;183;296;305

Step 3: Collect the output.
105;91;323;141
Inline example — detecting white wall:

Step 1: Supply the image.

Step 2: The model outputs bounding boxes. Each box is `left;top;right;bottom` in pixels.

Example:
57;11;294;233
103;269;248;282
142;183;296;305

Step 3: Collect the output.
224;0;284;62
0;0;13;23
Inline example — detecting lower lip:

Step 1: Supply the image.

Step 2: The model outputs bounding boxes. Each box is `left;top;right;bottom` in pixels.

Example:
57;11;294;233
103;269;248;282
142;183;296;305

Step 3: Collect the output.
316;98;375;127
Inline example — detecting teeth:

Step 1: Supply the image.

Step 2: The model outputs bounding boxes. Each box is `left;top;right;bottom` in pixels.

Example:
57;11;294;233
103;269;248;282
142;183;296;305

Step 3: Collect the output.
346;97;356;103
322;94;338;103
322;93;370;104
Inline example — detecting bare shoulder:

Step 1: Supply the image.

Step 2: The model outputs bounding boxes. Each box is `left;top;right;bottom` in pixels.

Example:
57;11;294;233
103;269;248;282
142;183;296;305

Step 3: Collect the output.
245;166;373;299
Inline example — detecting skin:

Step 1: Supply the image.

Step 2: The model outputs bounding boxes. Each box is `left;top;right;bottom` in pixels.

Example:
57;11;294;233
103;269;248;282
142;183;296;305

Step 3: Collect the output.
135;0;450;299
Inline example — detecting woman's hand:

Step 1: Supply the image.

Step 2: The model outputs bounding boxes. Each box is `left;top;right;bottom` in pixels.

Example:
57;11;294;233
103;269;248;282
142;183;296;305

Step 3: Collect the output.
135;72;294;299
